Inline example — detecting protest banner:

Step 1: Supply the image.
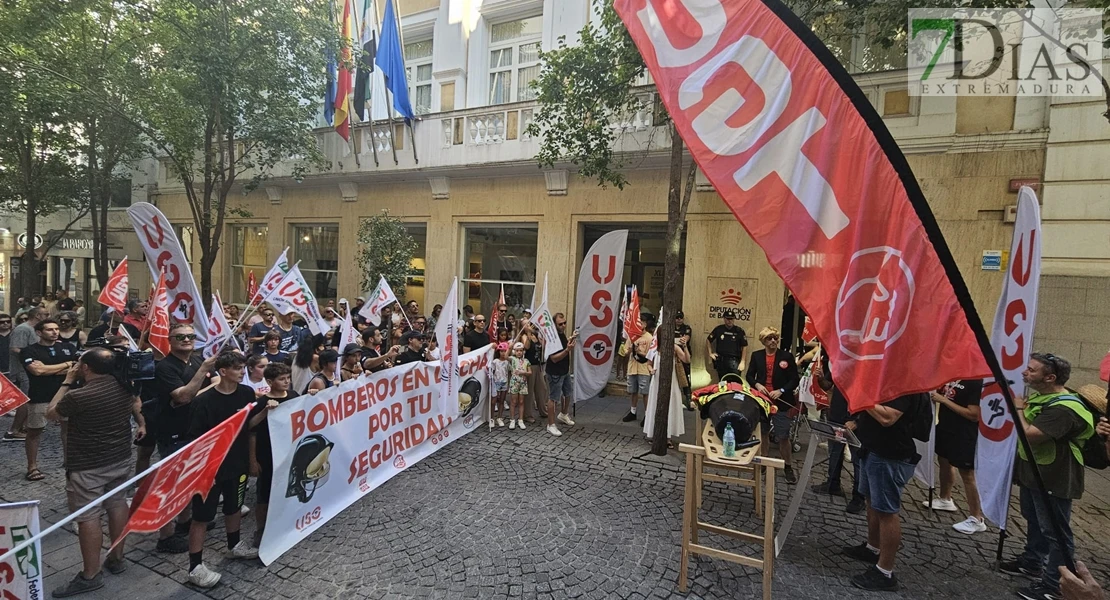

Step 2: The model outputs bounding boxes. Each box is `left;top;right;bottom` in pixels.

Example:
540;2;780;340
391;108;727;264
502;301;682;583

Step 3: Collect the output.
0;373;29;418
434;278;460;418
487;283;505;339
0;501;42;600
203;292;235;358
358;276;398;327
259;346;493;565
127;202;209;341
533;303;563;362
268;265;331;335
573;230;627;402
97;258;129;314
251;248;290;309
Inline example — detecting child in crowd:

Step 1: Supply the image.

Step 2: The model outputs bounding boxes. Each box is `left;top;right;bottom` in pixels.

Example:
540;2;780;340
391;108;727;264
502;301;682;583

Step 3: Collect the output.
249;363;298;547
491;343;510;427
508;342;530;430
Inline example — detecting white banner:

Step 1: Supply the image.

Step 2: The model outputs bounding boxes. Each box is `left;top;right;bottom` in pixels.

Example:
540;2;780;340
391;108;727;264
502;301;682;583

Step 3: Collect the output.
358;276;398;327
258;346;493;565
203;292;236;358
435;278;460;419
268;265;330;335
0;501;43;600
127;202;210;342
252;248;290;308
976;187;1042;529
335;299;360;381
573;230;628;402
533;303;563;362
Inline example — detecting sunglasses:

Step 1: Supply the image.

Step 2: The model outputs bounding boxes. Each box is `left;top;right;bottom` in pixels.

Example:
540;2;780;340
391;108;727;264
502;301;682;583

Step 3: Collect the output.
59;319;72;324
173;334;197;341
0;320;11;325
263;313;274;318
1038;353;1062;375
474;319;485;323
765;335;779;341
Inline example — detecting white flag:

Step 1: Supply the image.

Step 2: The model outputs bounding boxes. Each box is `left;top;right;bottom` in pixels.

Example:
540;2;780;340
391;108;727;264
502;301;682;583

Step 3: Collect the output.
203;292;235;358
358;276;399;326
0;501;43;598
435;278;460;419
252;248;290;308
533;303;563;362
976;186;1042;529
913;410;937;490
574;230;628;402
268;265;331;335
540;271;548;307
117;324;140;351
335;299;360;381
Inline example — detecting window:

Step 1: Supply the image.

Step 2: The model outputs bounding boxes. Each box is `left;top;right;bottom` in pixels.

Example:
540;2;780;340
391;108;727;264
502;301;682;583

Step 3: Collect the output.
488;16;542;105
229;226;269;304
292;225;339;303
173;224;194;263
403;223;428;310
405;40;434;115
109;177;132;208
461;225;538;319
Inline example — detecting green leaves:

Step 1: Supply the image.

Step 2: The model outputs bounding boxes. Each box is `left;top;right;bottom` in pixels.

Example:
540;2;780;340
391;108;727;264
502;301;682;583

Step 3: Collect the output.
357;210;416;301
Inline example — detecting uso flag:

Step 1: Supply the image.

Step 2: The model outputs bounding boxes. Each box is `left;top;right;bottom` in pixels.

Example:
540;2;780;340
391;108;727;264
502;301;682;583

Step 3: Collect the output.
615;0;990;410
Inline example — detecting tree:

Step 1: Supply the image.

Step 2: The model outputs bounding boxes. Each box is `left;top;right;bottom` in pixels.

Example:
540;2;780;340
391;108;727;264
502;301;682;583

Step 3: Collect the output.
357;210;416;300
131;0;334;305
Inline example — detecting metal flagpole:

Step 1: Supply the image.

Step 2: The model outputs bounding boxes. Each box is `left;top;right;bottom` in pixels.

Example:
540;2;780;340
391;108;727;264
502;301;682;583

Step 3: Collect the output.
347;0;361;168
392;0;419;164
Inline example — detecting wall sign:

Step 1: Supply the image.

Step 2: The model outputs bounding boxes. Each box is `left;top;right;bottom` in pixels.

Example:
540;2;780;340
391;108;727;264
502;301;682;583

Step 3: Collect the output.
704;277;757;331
982;250;1003;271
15;233;43;250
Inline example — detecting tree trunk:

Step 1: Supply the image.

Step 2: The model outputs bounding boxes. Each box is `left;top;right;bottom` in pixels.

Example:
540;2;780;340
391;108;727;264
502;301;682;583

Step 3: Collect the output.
201;243;215;315
20;208;41;302
650;125;688;456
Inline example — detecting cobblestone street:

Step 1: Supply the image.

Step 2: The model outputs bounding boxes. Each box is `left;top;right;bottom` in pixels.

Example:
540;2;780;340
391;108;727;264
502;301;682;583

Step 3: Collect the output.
3;396;1109;600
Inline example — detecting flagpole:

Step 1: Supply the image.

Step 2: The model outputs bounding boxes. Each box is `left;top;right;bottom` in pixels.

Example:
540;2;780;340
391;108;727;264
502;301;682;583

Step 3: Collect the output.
392;0;419;164
347;0;362;168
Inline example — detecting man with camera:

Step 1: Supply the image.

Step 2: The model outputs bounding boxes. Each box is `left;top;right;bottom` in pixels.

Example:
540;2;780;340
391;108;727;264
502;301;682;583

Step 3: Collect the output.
46;348;145;597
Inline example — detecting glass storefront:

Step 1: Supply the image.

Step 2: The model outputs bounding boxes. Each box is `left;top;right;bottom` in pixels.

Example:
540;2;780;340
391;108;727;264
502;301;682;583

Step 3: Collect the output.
293;224;339;303
461;225;538;318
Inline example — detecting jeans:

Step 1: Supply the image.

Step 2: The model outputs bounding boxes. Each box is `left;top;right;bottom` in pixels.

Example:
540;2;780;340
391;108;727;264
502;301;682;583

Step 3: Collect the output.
1019;485;1074;591
827;439;862;500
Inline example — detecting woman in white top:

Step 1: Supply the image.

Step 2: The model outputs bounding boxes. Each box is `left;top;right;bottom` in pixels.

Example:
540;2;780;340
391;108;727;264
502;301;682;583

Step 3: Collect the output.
244;354;271;396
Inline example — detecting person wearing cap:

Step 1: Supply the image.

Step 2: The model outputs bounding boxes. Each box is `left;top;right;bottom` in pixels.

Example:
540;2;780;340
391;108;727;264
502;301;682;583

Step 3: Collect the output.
396;331;426;365
340;343;363;381
706;309;748;380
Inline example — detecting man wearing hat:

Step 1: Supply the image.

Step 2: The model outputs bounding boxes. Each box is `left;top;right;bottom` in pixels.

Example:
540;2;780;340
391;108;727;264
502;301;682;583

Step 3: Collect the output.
339;343;363;381
395;331;426;365
706;310;748;380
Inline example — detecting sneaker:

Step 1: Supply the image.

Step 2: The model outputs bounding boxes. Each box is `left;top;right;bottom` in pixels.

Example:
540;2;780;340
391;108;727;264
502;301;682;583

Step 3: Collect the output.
621;412;637;422
850;565;899;592
953;516;987;535
52;572;104;598
1016;584;1061;600
517;420;527;431
846;497;865;514
842;543;880;563
811;482;845;497
488;419;495;428
783;466;797;484
155;535;188;554
547;425;562;437
103;555;127;575
508;420;515;430
924;497;959;512
557;413;575;426
228;540;259;559
1000;559;1042;579
239;505;250;517
187;563;221;588
496;418;505;428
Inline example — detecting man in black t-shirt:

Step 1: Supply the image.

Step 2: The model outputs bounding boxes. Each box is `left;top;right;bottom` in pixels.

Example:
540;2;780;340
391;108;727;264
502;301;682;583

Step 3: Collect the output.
463;316;491;353
842;392;925;592
925;379;987;535
544;313;578;435
22;319;78;480
705;310;748;379
395;331;426;365
184;352;257;588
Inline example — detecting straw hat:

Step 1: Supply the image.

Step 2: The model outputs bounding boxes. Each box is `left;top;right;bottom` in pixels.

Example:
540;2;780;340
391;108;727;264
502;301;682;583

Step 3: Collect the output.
1077;384;1108;415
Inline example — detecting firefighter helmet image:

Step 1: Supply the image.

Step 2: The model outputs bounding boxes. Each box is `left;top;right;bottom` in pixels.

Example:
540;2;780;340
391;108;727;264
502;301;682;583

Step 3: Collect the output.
458;377;482;418
286;434;334;503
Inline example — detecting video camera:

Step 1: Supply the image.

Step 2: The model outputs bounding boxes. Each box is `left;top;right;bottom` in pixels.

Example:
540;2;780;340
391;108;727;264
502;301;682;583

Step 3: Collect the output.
83;337;156;393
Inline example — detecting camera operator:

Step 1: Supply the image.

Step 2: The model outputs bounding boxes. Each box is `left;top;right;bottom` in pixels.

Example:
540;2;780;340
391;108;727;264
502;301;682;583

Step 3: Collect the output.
45;348;145;597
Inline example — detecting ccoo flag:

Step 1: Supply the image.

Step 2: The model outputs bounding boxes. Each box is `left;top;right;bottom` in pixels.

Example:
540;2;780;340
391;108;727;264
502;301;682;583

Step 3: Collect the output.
614;0;991;411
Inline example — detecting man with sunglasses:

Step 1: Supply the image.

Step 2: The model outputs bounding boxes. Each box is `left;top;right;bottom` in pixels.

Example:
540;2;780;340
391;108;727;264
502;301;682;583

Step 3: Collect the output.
1001;353;1095;600
22;318;78;481
463;316;490;354
248;308;277;355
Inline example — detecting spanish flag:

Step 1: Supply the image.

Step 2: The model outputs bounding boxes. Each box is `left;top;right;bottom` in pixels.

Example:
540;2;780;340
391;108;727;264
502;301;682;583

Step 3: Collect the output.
334;0;354;141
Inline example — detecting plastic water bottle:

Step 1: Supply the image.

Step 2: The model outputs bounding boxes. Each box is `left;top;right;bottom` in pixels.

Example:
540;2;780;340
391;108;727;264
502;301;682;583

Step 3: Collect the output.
723;424;736;458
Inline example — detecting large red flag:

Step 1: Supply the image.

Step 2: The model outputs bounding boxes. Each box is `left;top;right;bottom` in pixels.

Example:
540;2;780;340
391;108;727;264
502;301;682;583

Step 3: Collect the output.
246;270;258;305
487;284;505;339
623;285;643;341
113;405;251;548
615;0;990;411
97;257;129;314
0;372;29;417
148;271;171;357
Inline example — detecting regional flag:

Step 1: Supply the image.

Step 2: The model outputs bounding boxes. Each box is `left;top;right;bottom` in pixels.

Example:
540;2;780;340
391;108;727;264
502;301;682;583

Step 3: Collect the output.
615;0;991;411
334;0;355;140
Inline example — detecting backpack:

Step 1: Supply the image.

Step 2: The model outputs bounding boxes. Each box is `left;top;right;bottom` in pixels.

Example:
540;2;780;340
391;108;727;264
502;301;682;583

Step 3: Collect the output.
910;393;934;443
1049;392;1108;470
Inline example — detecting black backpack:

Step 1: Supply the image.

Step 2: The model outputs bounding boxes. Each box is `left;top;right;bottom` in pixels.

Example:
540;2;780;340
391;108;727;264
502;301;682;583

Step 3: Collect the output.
1048;392;1109;470
910;393;933;443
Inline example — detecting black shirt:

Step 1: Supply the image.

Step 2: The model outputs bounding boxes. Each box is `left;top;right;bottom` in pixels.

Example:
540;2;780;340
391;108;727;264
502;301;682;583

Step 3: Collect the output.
675;323;692;340
546;332;570;376
854;394;921;462
708;324;747;357
155;354;210;445
250;390;299;468
524;335;543;366
463;330;490;352
0;332;10;374
396;348;425;365
87;323;110;343
188;384;255;480
936;379;984;443
23;342;78;404
361;346;385;373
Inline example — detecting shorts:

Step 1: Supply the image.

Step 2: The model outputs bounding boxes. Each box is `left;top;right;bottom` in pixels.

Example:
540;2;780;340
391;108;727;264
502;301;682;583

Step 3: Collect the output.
547;373;572;402
493;381;508;394
627;374;651;396
769;411;793;444
26;403;48;430
935;429;977;470
858;451;916;514
67;461;131;523
192;473;249;523
256;463;274;504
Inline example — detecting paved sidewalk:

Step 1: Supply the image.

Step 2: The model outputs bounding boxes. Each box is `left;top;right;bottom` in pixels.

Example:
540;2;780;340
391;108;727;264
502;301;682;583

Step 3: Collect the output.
2;395;1109;599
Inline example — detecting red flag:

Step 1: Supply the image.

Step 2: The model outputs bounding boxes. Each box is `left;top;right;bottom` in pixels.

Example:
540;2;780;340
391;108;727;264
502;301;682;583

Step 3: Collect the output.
623;286;643;341
246;270;258;305
0;372;29;417
487;284;505;338
334;0;354;141
615;0;990;411
801;316;818;344
149;271;171;356
97;257;129;314
113;406;251;548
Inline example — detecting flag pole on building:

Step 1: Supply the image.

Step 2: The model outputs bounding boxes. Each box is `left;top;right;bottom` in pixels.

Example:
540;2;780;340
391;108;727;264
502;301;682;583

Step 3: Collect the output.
356;0;381;167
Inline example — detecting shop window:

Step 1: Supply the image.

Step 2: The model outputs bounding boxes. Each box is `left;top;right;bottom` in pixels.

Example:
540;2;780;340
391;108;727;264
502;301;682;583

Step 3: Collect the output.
229;225;269;304
292;225;339;303
461;225;538;321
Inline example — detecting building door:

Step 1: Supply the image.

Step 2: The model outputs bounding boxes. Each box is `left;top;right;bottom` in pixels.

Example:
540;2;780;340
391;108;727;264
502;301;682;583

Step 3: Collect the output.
581;224;686;319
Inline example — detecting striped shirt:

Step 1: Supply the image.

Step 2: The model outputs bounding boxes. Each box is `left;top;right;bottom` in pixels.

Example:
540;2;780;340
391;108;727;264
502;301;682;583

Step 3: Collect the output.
55;377;135;472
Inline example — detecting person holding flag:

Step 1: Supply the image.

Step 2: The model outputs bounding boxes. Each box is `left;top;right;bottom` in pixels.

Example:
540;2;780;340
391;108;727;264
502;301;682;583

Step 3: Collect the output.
544;313;578;436
621;313;656;424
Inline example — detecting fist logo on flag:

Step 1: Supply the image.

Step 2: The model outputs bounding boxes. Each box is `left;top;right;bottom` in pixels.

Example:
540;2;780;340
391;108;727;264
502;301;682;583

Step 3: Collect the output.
835;247;915;361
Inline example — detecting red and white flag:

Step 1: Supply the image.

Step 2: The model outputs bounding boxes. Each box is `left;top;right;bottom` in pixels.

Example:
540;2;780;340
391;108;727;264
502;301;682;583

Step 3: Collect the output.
97;257;129;314
246;271;258;305
251;248;290;308
148;271;171;357
268;265;330;335
128;203;209;342
801;316;818;344
435;278;460;418
203;292;235;358
113;406;251;548
358;276;398;327
615;0;990;411
574;230;628;402
976;186;1042;529
334;298;360;381
0;372;29;417
623;285;643;341
487;283;505;339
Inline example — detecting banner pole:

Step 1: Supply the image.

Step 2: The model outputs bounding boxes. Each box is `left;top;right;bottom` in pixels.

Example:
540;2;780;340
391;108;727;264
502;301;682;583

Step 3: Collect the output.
995;528;1007;566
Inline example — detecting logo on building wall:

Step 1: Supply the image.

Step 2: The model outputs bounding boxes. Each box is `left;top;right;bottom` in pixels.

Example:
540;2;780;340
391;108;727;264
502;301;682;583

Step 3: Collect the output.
705;277;756;326
719;288;743;305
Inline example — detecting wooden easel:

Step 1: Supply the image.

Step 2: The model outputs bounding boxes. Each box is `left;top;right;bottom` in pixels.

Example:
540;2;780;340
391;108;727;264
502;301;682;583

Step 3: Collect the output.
678;418;784;600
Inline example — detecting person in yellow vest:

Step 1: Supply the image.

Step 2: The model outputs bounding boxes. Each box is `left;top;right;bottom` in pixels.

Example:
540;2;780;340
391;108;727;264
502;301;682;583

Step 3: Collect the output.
1001;353;1094;600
